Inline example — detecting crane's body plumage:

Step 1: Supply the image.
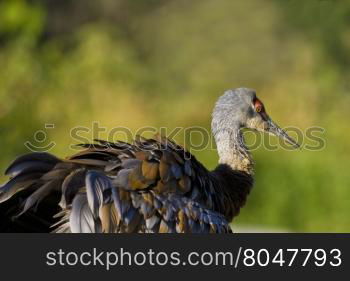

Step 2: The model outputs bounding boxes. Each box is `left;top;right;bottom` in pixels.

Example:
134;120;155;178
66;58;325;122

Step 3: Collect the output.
0;88;297;233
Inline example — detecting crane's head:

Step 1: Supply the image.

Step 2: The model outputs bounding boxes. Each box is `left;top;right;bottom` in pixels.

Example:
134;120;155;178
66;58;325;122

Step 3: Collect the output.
212;88;299;148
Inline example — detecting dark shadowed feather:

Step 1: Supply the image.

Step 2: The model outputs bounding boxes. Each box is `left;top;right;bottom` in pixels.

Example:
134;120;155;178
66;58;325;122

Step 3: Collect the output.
0;173;42;203
5;152;59;175
17;179;61;216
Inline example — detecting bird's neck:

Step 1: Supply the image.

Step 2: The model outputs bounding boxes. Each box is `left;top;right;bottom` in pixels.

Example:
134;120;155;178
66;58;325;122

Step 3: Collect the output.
214;128;254;175
209;128;254;221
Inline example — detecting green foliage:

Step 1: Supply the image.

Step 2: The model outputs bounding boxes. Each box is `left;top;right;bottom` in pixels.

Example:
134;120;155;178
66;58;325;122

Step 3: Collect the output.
0;0;349;231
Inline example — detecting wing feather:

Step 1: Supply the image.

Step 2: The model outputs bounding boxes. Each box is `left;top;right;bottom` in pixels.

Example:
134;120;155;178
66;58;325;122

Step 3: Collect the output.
1;136;232;233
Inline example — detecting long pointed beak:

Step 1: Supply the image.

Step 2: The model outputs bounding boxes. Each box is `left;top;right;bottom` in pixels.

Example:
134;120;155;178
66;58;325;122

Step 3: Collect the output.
266;118;300;149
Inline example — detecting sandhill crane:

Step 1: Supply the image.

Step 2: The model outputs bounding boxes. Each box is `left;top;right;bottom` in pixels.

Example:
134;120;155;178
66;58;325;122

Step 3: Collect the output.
0;88;299;233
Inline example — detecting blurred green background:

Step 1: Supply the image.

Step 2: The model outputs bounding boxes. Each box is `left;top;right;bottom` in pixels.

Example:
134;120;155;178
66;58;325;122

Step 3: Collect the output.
0;0;349;232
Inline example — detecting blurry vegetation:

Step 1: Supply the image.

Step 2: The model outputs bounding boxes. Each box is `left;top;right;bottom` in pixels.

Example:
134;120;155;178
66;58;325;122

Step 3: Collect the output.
0;0;349;231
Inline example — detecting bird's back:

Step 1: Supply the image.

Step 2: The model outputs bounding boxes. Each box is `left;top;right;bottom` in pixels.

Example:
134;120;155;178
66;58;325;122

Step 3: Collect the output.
0;136;231;233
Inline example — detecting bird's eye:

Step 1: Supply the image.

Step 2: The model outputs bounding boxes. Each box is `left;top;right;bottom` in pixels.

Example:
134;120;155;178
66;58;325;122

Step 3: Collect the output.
253;97;265;113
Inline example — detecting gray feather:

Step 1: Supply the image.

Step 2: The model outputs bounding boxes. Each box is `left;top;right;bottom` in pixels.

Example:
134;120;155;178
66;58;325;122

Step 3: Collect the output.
85;171;112;218
60;168;86;208
70;194;101;233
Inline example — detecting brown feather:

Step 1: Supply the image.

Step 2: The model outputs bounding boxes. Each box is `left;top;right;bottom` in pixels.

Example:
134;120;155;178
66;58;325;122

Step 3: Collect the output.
99;203;113;233
178;175;191;193
141;160;159;180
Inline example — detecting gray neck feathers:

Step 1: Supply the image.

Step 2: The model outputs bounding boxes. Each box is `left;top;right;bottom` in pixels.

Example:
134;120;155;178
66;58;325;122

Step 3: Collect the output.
211;89;255;174
213;128;254;175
